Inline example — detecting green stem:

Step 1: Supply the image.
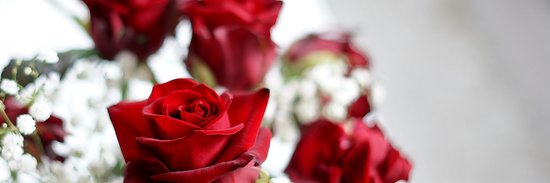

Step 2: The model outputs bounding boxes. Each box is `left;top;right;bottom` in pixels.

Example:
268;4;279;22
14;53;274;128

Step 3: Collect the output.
0;108;18;133
31;131;46;155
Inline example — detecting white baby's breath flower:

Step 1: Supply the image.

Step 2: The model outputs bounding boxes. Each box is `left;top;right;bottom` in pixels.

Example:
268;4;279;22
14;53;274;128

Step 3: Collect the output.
351;68;372;88
1;145;23;160
295;98;320;124
8;159;18;170
1;78;19;95
43;72;61;95
330;77;360;106
322;101;347;122
2;132;24;147
17;114;36;135
19;154;37;173
0;157;10;182
270;176;293;183
36;48;59;64
29;99;52;122
298;79;317;99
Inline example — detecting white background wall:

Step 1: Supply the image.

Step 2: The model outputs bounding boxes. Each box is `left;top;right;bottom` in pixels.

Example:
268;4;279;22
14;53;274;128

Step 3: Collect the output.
325;0;550;182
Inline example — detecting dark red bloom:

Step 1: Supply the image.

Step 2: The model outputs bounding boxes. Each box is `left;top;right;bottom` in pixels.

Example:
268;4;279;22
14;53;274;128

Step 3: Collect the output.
348;95;371;119
181;0;282;91
83;0;181;60
282;31;370;77
285;119;411;183
108;78;272;182
0;98;66;162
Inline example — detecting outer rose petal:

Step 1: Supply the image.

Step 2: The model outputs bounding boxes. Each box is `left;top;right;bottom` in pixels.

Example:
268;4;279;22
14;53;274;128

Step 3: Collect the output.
108;101;166;169
211;26;277;91
348;95;371;119
217;88;270;163
124;160;169;183
149;127;272;183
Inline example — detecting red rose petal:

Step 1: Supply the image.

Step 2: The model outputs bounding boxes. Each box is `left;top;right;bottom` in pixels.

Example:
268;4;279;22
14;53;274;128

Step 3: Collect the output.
217;88;270;163
108;101;167;169
148;126;272;182
123;160;169;183
149;115;200;140
147;79;198;104
135;124;244;171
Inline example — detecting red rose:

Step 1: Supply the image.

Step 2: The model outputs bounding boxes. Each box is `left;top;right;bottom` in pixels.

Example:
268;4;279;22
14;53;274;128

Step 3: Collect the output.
285;119;411;183
348;95;371;119
108;79;272;182
282;31;370;77
181;0;282;91
0;98;66;162
83;0;180;60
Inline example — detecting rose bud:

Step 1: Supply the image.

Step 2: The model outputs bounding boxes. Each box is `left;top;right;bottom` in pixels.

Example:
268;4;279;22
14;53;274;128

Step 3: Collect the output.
281;31;370;78
285;119;411;183
108;78;272;182
83;0;181;60
1;98;66;162
181;0;283;91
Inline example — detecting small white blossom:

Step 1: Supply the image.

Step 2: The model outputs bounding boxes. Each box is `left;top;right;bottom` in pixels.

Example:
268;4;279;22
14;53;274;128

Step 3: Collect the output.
1;78;19;95
43;72;61;95
29;99;52;122
330;77;360;106
351;68;372;88
36;48;59;64
0;157;10;182
270;176;293;183
2;145;23;160
17;114;36;135
322;102;347;122
8;159;19;171
298;79;317;99
19;154;37;173
295;98;320;124
2;132;24;147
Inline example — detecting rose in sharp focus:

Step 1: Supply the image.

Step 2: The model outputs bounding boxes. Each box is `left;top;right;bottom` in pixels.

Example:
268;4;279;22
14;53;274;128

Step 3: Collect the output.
108;78;272;182
83;0;181;60
285;119;411;183
181;0;282;91
282;31;370;78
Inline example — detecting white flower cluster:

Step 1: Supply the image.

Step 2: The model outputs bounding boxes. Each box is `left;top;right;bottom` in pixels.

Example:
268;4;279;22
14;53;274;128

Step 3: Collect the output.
270;176;293;183
0;132;39;182
43;58;124;182
264;59;378;143
0;56;124;182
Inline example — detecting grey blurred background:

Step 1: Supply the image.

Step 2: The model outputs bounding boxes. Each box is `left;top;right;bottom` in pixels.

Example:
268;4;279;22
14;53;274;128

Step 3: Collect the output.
324;0;550;182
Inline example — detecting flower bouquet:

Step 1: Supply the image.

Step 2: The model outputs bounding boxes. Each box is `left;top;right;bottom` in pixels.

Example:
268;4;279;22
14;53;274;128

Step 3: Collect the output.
0;0;411;182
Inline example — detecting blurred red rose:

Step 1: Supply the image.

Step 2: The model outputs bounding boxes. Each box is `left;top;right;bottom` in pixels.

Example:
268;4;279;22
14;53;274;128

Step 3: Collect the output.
285;119;411;183
83;0;181;60
108;78;272;182
181;0;282;91
348;95;371;119
282;31;370;77
1;98;66;162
